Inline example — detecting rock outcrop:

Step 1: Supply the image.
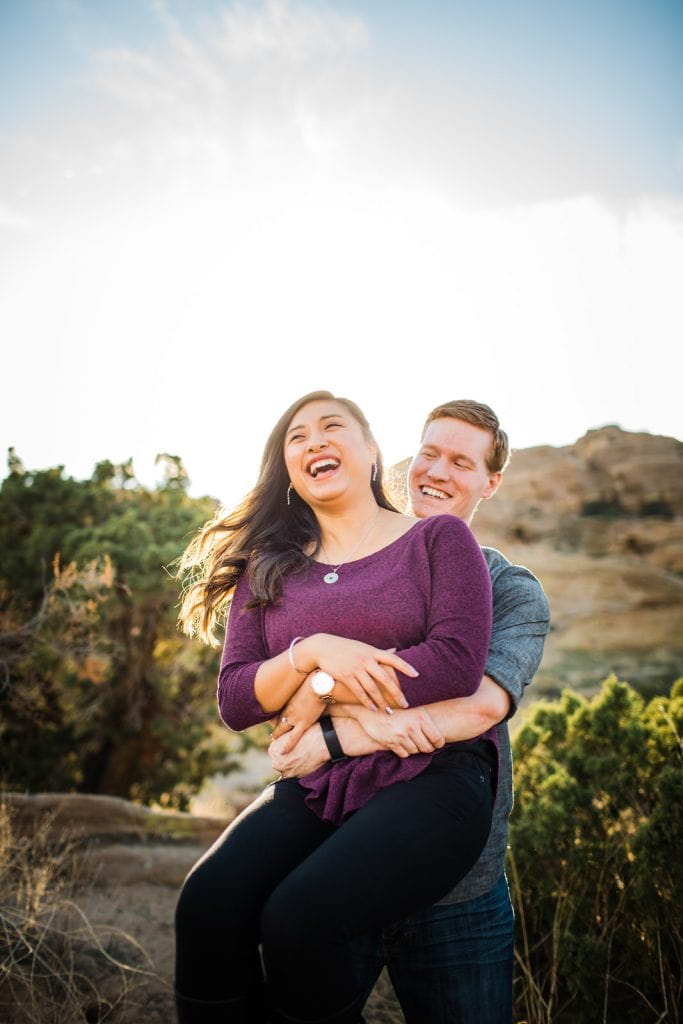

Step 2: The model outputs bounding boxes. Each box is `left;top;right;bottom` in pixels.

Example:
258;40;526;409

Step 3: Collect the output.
4;791;227;887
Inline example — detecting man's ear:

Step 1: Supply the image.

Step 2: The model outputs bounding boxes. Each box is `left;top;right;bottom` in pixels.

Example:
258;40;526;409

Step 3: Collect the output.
482;472;502;501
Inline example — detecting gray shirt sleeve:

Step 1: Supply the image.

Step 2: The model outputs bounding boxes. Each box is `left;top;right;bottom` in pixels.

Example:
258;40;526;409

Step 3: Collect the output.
485;559;551;716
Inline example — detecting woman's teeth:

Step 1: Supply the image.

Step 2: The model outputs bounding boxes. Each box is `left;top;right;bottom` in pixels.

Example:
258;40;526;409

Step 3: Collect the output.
309;459;340;477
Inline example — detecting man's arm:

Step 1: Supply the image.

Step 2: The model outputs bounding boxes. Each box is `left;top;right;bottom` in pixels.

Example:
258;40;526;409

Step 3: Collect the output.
483;557;551;717
269;677;509;774
333;673;510;744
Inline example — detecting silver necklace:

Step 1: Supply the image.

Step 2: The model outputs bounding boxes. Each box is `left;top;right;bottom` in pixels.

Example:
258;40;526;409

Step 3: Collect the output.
319;506;381;584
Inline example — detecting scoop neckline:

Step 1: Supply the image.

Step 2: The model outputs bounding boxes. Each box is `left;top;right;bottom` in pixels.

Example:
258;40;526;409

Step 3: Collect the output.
309;515;435;570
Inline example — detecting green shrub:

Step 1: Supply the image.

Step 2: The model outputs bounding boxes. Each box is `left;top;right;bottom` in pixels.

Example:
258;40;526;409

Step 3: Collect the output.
0;457;229;807
509;676;682;1023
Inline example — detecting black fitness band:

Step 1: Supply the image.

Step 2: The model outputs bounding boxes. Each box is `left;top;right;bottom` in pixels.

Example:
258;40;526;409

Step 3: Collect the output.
320;716;346;763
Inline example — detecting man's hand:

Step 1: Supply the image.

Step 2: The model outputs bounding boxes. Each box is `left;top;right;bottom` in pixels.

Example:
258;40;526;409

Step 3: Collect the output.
351;705;445;757
269;723;329;777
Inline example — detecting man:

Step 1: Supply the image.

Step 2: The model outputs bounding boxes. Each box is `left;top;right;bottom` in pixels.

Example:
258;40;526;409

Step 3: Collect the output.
270;400;550;1024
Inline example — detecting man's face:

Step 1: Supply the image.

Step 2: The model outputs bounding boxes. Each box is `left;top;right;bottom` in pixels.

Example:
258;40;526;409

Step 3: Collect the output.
408;417;502;523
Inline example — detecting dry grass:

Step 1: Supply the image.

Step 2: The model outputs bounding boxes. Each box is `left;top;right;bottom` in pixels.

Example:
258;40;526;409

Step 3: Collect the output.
0;801;159;1024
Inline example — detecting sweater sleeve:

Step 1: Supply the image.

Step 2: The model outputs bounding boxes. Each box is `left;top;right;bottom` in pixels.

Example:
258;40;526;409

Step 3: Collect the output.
217;576;277;731
486;563;550;718
395;517;493;706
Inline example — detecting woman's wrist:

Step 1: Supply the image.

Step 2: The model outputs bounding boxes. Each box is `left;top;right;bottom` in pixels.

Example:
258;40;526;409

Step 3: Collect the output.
291;634;324;674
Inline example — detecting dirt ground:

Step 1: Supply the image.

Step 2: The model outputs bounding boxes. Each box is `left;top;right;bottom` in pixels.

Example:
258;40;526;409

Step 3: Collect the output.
77;874;183;1024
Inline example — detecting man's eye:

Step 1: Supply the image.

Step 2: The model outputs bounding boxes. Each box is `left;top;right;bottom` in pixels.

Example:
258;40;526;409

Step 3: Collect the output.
454;461;469;469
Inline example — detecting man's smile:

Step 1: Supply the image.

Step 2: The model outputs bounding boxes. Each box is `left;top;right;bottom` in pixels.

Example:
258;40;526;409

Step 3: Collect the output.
420;485;451;500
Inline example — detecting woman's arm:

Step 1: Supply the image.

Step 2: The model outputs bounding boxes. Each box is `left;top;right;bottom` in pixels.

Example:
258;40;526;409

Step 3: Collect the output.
256;632;415;713
218;577;417;730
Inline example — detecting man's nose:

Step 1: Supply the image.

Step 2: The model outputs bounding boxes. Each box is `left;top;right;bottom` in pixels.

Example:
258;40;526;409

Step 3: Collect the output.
427;457;448;479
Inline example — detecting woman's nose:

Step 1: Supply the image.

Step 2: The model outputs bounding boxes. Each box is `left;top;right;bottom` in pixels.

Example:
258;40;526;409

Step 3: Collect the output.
307;437;328;451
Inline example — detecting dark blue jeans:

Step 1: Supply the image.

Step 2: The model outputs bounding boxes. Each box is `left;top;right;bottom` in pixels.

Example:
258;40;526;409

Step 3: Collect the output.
352;874;514;1024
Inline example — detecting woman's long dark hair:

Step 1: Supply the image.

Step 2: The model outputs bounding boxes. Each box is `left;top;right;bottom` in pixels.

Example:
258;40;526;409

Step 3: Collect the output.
177;391;398;644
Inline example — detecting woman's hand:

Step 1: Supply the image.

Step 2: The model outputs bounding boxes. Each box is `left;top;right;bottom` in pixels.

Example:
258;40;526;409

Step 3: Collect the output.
270;675;325;750
269;725;329;778
302;634;416;712
351;705;445;758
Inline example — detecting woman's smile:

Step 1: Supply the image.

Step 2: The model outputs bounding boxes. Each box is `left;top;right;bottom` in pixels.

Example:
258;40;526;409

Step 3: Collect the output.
306;456;341;479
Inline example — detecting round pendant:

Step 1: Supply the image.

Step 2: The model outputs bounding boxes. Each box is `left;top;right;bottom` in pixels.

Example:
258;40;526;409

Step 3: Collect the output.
323;571;339;584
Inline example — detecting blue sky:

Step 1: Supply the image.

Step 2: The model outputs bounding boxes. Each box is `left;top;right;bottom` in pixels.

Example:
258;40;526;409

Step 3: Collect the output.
3;0;681;196
1;0;681;504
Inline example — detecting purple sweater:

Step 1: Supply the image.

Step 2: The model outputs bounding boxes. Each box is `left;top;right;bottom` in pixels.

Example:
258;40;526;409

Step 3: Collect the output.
218;515;494;824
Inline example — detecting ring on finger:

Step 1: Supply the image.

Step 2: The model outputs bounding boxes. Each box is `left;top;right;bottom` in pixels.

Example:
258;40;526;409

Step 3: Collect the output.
280;715;289;724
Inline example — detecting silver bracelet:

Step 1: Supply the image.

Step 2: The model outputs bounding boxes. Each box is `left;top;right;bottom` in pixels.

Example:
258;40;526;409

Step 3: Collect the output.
288;636;306;673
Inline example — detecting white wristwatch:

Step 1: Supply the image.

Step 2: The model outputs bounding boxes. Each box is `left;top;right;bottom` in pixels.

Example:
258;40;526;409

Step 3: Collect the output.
310;670;336;704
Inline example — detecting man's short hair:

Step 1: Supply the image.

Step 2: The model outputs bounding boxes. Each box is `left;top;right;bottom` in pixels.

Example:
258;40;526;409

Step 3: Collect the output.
422;400;511;474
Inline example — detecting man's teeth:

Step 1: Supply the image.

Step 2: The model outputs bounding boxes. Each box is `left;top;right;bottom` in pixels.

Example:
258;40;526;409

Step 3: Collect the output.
421;486;449;499
310;459;340;477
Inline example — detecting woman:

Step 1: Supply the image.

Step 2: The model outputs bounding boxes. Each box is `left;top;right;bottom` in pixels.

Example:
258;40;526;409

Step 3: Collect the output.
175;391;496;1024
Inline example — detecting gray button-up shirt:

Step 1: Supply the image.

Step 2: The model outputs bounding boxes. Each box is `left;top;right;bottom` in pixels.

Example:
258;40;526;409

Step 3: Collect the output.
437;546;551;904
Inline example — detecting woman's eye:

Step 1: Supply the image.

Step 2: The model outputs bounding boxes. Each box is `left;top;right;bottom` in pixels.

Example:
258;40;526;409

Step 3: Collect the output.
325;422;343;429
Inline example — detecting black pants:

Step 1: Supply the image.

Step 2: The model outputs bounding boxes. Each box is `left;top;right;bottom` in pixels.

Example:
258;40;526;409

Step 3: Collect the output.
175;744;495;1024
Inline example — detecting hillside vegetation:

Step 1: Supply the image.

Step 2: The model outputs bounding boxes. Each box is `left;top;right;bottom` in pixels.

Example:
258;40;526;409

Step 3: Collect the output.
0;453;228;807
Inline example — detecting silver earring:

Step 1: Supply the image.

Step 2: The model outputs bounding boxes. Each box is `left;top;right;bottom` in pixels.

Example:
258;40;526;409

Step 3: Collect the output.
287;484;293;506
372;463;378;483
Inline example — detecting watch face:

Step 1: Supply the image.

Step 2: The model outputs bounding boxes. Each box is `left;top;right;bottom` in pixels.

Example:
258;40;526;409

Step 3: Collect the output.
311;670;335;696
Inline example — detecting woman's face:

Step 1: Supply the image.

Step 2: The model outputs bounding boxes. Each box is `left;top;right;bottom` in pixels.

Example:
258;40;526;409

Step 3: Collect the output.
283;400;377;509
